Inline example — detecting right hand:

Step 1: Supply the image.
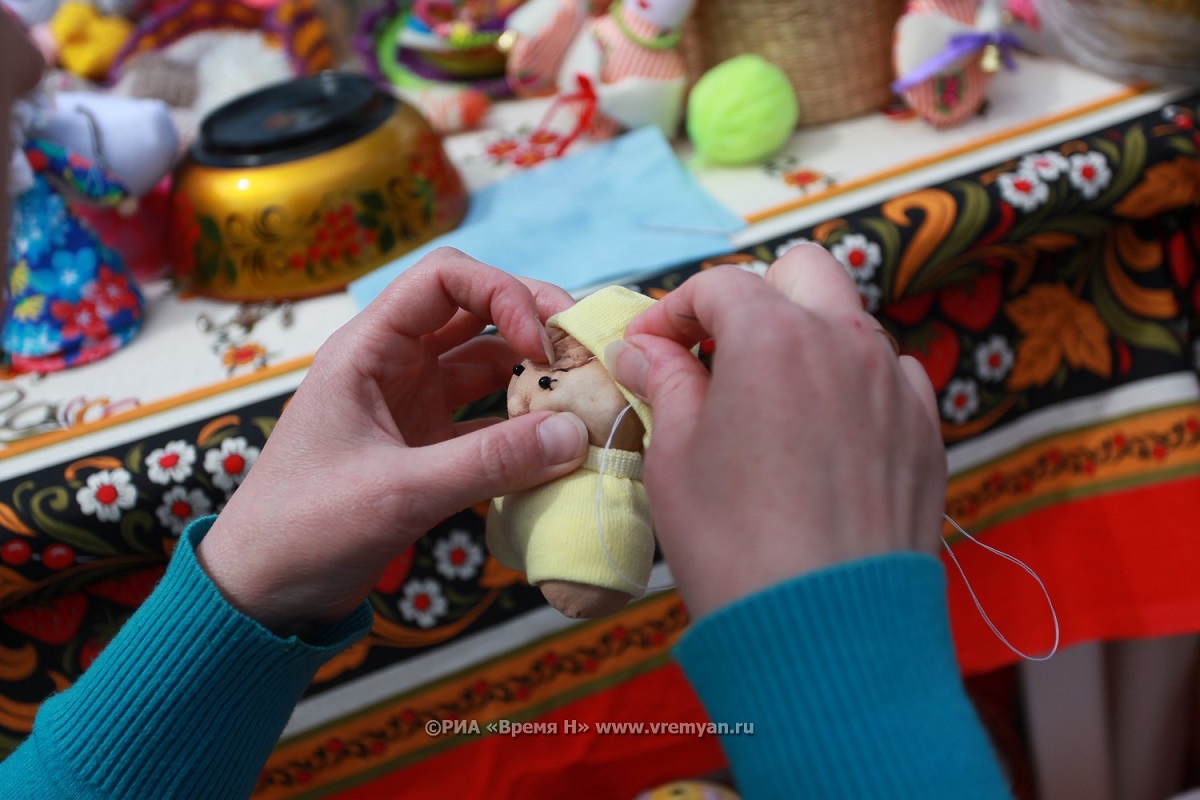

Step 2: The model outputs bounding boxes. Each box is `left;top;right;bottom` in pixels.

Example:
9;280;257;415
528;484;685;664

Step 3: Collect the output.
1;10;46;246
0;11;43;101
607;244;948;619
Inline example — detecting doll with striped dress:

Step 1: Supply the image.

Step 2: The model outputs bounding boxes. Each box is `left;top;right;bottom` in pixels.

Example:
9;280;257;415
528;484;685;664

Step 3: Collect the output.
505;0;695;140
893;0;1021;127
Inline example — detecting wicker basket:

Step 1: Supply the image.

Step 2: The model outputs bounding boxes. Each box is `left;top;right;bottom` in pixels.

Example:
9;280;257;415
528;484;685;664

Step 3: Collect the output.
1038;0;1200;84
681;0;907;127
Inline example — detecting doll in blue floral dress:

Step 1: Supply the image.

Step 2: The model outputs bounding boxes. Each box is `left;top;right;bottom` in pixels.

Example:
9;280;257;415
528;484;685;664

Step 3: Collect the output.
5;130;144;373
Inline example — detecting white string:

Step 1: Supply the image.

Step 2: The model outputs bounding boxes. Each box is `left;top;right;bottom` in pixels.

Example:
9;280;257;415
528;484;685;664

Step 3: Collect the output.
941;513;1060;662
598;407;1059;654
596;403;675;595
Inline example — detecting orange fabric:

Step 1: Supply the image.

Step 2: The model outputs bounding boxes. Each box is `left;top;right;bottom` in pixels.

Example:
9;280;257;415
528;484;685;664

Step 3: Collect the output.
330;664;725;799
945;475;1200;674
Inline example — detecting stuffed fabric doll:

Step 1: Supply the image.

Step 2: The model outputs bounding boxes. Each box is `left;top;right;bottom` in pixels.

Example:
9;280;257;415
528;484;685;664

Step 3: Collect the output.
38;91;178;282
892;0;1017;127
487;286;656;618
504;0;605;97
5;99;143;373
506;0;694;139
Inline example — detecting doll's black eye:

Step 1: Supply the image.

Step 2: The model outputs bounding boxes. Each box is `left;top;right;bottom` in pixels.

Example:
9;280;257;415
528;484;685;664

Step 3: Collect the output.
538;376;555;390
513;364;525;376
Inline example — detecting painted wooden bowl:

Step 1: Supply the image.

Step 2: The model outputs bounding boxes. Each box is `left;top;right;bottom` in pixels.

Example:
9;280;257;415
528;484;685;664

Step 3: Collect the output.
171;72;468;301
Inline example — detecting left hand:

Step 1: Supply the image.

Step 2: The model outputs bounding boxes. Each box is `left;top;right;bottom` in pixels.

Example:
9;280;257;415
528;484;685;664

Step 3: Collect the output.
197;249;591;631
1;11;47;247
0;11;43;106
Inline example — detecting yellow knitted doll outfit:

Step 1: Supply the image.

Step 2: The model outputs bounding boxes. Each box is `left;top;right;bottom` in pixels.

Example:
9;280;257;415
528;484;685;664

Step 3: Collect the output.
486;286;656;597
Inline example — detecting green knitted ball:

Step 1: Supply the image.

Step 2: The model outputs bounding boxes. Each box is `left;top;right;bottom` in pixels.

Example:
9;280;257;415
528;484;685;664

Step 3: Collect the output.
686;55;799;166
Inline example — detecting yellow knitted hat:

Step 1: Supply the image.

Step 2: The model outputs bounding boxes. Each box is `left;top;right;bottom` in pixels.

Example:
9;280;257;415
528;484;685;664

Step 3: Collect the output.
547;285;656;446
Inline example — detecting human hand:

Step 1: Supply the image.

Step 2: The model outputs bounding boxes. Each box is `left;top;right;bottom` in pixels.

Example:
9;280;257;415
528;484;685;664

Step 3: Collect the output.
1;10;46;244
0;11;43;107
607;245;947;619
197;249;590;631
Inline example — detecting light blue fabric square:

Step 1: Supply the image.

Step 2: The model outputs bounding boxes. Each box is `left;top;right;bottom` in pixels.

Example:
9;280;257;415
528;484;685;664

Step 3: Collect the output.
348;127;744;308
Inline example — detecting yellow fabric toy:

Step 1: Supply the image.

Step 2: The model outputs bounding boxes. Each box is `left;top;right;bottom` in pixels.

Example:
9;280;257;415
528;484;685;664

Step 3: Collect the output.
50;2;134;81
487;286;656;618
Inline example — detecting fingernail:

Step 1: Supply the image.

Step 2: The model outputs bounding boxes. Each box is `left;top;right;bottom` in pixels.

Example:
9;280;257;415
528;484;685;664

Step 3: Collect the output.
538;412;588;465
605;340;649;400
538;322;555;364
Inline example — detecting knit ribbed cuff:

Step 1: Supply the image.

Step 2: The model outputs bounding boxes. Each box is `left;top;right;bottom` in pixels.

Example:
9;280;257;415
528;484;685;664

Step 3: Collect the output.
673;553;1012;799
28;516;372;799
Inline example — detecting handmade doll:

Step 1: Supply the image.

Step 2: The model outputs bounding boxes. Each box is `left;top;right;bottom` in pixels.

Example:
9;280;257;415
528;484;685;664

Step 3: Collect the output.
487;285;656;619
5;95;144;373
892;0;1019;128
507;0;695;142
43;91;178;282
503;0;608;97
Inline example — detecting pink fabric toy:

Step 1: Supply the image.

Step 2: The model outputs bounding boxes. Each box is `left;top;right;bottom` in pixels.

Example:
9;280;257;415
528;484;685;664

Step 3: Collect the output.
1007;0;1039;29
892;0;1020;128
506;0;694;143
505;0;605;97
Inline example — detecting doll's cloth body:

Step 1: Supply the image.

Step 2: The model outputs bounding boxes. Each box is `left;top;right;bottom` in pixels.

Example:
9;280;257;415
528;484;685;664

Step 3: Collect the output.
5;139;143;373
487;445;654;596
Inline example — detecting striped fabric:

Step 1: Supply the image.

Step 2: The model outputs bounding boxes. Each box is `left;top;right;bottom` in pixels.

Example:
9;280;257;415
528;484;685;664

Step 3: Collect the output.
513;1;687;139
590;4;685;84
897;0;992;127
909;0;978;23
583;3;685;137
507;0;592;96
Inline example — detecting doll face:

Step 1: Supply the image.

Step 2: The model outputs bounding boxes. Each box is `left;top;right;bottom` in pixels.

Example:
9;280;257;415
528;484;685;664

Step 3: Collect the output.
625;0;696;31
507;329;644;450
508;357;632;446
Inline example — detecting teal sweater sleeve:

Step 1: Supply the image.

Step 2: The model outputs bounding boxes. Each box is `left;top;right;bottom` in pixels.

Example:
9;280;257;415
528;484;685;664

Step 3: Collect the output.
673;553;1013;799
0;516;373;799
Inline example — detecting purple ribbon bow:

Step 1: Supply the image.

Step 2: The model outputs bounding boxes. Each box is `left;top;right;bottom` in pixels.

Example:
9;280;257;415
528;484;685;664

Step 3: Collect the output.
892;30;1022;94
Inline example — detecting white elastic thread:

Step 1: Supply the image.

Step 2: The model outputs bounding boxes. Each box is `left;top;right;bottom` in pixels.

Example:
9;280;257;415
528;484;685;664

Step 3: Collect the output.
596;403;675;594
941;513;1060;662
598;410;1058;649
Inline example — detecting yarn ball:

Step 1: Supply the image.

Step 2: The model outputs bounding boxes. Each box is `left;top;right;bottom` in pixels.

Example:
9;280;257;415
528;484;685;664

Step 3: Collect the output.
686;54;799;166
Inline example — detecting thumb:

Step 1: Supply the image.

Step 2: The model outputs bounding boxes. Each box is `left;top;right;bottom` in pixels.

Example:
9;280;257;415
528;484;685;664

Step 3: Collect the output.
899;355;941;432
406;411;589;514
607;337;708;437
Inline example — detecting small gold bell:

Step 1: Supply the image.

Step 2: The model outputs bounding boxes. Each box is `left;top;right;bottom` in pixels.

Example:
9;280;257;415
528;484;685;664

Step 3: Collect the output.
981;43;1001;73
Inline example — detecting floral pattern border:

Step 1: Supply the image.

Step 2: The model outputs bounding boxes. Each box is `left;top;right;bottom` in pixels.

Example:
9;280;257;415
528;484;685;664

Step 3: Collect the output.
256;598;688;794
628;94;1200;444
1;91;1199;764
